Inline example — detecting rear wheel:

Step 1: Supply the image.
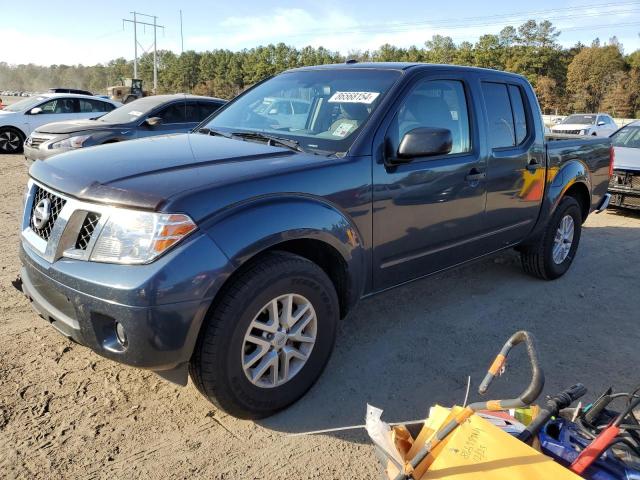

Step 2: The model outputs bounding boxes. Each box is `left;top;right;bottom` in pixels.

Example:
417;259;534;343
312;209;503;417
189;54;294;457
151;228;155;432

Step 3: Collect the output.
189;251;339;419
0;127;25;154
520;196;582;280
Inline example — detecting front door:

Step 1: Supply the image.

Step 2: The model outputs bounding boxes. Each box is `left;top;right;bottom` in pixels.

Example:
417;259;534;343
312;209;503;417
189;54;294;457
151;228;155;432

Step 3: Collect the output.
372;76;488;290
25;97;80;135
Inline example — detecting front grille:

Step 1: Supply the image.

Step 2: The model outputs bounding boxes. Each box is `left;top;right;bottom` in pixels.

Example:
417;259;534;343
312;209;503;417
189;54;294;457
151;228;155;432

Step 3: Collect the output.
29;186;66;241
632;174;640;189
75;212;101;250
28;136;47;148
562;129;582;135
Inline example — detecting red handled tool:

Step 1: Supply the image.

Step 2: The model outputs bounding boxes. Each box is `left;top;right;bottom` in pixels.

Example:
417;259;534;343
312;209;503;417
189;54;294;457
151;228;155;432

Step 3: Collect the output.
570;395;640;475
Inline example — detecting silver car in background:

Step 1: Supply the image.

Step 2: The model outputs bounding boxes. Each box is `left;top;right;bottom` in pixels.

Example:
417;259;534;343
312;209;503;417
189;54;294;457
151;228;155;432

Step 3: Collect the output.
609;120;640;210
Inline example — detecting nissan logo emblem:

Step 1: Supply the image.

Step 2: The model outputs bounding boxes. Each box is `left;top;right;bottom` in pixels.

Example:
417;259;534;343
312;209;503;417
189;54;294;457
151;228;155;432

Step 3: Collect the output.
32;198;51;230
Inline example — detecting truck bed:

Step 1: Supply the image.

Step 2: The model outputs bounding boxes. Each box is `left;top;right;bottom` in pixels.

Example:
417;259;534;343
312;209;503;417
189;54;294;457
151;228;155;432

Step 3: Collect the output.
544;134;612;213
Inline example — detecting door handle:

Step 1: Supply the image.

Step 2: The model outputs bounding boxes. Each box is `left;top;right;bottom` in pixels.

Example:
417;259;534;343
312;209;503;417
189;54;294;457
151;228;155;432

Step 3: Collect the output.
526;159;542;172
465;169;486;182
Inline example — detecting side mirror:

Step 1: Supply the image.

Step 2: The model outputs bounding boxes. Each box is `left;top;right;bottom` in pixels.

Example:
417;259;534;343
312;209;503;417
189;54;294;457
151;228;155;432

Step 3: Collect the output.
145;116;163;127
393;127;453;163
29;107;43;115
597;121;606;126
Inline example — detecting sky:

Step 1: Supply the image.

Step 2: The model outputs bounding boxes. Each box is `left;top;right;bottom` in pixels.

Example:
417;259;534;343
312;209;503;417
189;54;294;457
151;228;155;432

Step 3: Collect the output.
2;0;640;66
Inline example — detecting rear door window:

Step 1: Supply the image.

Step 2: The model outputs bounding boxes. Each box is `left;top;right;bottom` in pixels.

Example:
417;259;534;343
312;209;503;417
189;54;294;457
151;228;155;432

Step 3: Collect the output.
482;83;515;148
156;102;186;124
185;101;223;122
198;101;222;119
508;85;528;144
79;99;113;113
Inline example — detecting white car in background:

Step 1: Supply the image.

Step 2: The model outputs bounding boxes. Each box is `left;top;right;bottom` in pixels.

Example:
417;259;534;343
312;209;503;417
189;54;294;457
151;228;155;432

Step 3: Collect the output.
0;93;121;154
550;113;618;137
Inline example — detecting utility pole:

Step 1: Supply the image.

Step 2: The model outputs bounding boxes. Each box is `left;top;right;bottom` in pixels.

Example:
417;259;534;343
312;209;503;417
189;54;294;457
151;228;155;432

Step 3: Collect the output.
180;10;184;54
153;15;158;94
122;12;165;93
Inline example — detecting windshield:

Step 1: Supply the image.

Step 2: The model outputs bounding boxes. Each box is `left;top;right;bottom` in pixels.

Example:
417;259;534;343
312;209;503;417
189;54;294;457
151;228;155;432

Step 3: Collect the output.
562;114;596;125
3;96;48;112
612;125;640;149
202;69;401;154
98;97;167;123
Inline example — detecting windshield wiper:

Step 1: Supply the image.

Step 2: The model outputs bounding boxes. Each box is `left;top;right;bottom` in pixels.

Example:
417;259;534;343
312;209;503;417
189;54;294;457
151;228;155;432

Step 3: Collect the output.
197;127;232;138
229;131;305;153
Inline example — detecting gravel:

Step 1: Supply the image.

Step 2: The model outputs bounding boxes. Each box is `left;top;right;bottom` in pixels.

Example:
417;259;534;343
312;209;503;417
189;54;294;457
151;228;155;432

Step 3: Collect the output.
1;152;639;479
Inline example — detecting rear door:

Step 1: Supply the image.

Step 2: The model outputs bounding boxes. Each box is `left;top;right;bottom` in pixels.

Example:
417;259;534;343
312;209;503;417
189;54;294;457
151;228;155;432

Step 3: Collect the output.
481;79;545;244
372;73;488;290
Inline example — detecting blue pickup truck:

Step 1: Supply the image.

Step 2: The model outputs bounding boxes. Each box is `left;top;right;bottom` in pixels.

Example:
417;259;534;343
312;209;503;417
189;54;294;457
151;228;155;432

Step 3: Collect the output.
20;63;612;418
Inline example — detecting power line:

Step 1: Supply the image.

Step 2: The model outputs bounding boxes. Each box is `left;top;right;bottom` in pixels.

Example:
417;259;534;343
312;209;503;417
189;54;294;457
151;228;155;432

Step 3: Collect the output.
210;0;640;37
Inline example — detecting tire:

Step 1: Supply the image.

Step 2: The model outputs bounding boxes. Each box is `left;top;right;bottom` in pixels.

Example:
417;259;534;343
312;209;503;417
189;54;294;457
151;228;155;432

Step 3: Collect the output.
0;127;25;154
189;251;339;419
520;196;582;280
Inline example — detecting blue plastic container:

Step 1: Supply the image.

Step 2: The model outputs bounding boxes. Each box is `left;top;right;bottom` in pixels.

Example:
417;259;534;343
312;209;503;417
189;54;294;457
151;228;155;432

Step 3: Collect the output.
539;418;640;480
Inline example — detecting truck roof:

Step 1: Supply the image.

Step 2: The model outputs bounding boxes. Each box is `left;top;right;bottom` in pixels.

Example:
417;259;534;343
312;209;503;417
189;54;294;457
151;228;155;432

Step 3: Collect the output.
288;62;527;80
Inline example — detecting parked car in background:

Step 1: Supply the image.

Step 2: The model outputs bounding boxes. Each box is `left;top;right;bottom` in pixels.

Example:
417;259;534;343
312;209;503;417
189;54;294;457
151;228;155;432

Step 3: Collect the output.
0;94;121;154
24;94;226;162
609;120;640;209
48;87;94;96
550;113;618;136
20;63;612;419
252;96;311;130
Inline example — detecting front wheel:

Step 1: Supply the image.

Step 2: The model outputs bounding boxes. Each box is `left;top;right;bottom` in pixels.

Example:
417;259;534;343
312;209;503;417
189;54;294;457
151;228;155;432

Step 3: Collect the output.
0;127;25;154
520;196;583;280
189;251;339;419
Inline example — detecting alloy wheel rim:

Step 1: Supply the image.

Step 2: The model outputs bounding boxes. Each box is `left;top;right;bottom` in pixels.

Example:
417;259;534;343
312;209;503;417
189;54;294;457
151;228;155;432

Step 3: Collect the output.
242;293;317;388
0;131;20;152
552;214;575;264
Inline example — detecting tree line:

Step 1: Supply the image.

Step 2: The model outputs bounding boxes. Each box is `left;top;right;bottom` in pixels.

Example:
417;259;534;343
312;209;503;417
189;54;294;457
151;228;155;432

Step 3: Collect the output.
1;20;639;117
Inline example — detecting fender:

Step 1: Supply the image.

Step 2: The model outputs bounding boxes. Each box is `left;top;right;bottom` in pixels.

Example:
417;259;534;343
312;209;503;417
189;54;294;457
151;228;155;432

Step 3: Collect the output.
201;194;368;312
523;158;591;244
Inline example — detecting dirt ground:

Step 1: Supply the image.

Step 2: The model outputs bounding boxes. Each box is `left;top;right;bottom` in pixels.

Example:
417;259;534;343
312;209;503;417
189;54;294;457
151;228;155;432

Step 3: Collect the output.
1;151;639;479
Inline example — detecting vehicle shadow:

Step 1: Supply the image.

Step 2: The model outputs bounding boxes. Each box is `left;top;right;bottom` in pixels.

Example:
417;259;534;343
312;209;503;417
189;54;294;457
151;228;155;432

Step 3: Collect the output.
258;218;640;447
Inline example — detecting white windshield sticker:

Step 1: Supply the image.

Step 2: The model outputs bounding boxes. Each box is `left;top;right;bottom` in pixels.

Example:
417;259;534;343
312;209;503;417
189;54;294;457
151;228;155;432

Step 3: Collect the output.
128;110;143;117
332;122;355;137
328;91;380;104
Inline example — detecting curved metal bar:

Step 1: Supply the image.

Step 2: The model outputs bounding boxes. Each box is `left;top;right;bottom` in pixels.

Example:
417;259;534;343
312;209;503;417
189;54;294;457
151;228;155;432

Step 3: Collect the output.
475;330;545;410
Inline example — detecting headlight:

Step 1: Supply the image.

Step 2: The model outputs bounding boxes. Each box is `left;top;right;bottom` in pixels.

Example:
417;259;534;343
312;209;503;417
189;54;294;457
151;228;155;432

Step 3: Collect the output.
579;129;588;135
50;134;91;150
90;210;197;264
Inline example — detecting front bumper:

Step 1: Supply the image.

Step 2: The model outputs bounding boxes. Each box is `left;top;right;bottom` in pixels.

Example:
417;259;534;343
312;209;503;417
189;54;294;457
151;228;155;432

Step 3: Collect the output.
609;189;640;209
19;230;231;384
608;171;640;210
24;143;62;162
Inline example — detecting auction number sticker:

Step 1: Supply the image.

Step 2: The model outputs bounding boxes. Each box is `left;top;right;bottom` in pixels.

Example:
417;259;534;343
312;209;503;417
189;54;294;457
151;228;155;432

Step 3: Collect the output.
328;91;380;104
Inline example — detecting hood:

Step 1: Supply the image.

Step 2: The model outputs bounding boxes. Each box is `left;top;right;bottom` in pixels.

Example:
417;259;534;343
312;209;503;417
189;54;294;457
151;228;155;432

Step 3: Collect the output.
551;124;592;132
35;118;126;135
29;133;322;212
613;146;640;171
